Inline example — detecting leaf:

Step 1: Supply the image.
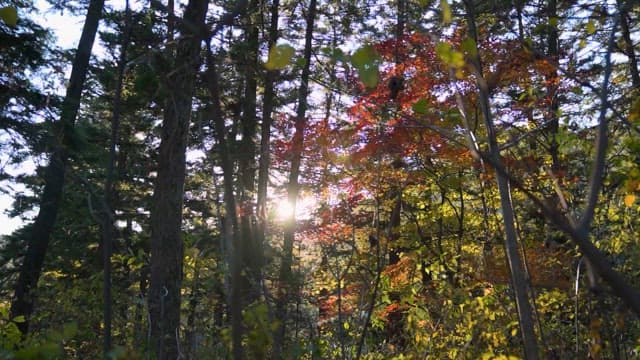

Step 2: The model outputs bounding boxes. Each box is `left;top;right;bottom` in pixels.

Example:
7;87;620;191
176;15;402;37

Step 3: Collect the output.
351;45;380;88
62;322;78;338
436;42;465;68
322;47;346;63
265;44;295;70
412;98;429;114
441;0;452;24
629;97;640;123
12;315;25;323
0;6;17;27
351;45;378;69
579;38;587;49
461;37;477;57
586;20;596;35
358;66;379;88
624;194;636;207
343;321;350;330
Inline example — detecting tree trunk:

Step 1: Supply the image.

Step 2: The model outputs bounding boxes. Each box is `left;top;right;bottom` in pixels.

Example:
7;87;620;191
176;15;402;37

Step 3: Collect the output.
617;0;640;89
272;0;316;356
10;0;104;336
147;1;208;358
545;0;560;173
238;0;262;300
101;2;131;355
463;2;539;358
205;48;243;359
257;0;279;350
256;0;279;260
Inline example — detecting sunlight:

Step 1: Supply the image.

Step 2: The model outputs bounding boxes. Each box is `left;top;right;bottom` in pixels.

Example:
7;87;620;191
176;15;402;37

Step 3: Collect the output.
276;198;295;220
274;195;317;221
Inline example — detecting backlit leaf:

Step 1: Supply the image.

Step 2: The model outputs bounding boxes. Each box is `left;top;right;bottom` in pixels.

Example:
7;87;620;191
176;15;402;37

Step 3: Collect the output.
0;6;17;27
461;37;477;57
441;0;451;24
624;194;636;207
358;66;378;88
351;45;378;69
265;44;295;70
436;42;465;68
351;45;380;88
586;20;596;35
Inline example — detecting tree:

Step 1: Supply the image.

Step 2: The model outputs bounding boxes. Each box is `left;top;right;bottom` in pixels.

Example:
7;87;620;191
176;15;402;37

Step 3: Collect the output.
10;0;105;336
461;1;539;357
147;0;208;358
273;0;317;356
1;0;639;358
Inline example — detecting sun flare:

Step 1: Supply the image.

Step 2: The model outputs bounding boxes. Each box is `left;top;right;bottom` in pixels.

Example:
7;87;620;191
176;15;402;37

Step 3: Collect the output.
274;195;317;221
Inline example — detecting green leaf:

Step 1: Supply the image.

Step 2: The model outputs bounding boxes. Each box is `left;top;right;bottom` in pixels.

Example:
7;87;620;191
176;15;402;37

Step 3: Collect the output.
12;315;25;323
343;321;350;330
351;45;380;88
0;6;17;27
441;0;451;24
412;98;429;114
62;322;78;338
322;47;346;63
461;37;477;57
358;66;379;88
265;44;295;70
351;45;378;69
436;42;465;68
586;20;596;35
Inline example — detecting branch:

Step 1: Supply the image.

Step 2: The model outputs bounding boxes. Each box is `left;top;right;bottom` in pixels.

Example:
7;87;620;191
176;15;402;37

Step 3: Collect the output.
578;14;620;231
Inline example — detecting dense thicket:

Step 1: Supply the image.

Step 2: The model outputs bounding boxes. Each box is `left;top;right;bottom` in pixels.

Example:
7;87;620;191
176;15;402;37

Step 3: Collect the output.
1;0;639;359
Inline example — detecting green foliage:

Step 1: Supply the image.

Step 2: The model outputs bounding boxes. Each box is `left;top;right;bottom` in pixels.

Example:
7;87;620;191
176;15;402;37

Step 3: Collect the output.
0;6;17;27
265;43;295;70
440;0;452;24
243;302;277;359
0;310;78;360
2;0;640;358
435;42;464;68
351;45;380;88
412;98;429;114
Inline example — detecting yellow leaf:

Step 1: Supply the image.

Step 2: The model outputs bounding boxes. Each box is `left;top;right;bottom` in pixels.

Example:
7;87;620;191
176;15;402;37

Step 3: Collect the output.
441;0;452;24
586;20;596;35
265;44;295;70
624;194;636;207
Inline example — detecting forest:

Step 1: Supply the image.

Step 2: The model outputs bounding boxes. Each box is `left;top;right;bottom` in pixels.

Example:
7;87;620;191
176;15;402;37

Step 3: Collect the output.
1;0;639;358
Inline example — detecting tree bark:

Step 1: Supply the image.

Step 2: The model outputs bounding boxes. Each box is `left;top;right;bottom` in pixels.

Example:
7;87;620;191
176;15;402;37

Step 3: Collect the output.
617;0;640;90
256;0;279;256
463;2;540;358
10;0;104;336
545;0;561;172
147;1;208;358
205;47;245;359
100;2;131;355
272;0;316;356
